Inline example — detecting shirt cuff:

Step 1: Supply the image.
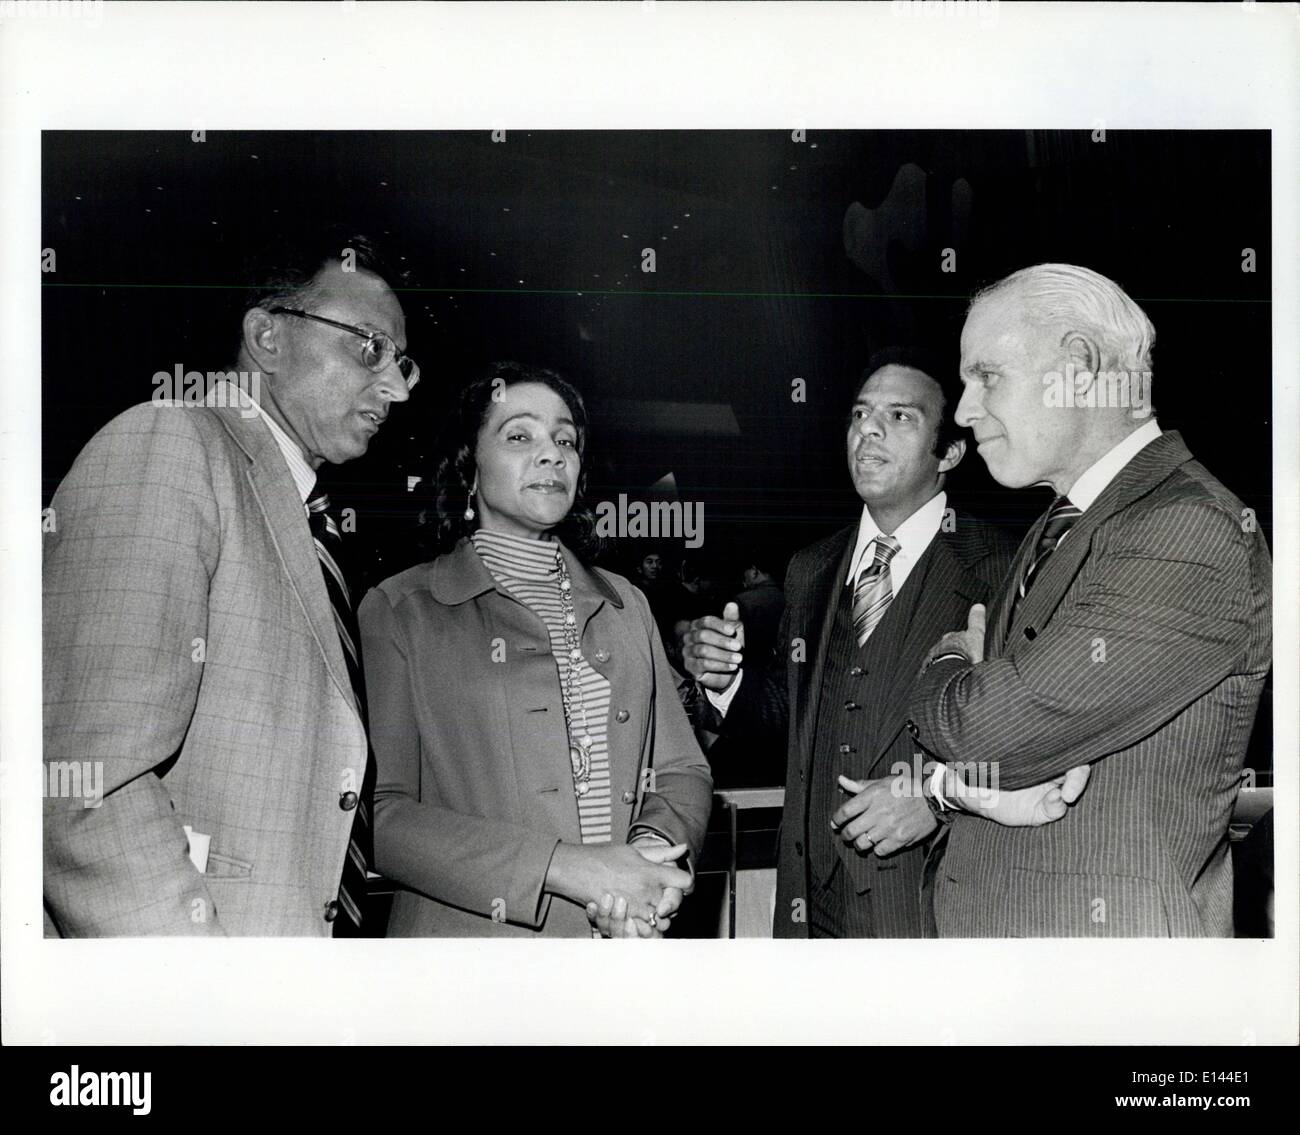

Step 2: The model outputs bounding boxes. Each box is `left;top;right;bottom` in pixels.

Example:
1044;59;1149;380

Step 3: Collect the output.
926;651;969;671
928;761;956;812
704;668;744;714
628;826;694;881
628;827;672;846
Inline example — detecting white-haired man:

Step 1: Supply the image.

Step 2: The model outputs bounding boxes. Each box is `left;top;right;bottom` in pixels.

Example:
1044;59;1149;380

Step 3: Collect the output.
902;263;1271;936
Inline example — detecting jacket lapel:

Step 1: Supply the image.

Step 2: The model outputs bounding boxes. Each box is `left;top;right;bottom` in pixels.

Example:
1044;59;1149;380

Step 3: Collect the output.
1003;431;1194;649
209;396;360;721
562;546;624;639
992;522;1040;659
794;528;856;774
866;531;987;772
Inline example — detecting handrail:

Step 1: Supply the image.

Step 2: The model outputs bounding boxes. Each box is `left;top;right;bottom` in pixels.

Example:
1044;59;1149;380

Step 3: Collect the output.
714;787;785;810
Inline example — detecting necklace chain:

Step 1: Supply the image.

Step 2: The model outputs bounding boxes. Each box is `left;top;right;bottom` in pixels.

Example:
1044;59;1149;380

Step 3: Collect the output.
554;550;593;797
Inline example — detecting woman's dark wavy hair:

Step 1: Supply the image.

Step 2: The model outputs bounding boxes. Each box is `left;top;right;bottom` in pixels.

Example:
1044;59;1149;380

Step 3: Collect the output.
422;361;603;559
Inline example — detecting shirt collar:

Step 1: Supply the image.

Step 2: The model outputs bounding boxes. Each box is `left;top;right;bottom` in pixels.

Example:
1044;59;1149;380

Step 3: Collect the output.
1065;419;1163;511
431;535;624;610
248;398;318;504
846;489;947;585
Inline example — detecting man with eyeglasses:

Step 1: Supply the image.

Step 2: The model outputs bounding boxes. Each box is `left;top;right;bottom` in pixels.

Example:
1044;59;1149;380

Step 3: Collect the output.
44;230;417;936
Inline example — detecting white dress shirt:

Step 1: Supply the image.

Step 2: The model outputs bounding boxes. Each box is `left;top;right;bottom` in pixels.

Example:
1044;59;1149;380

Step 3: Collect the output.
708;490;949;715
844;489;949;591
1065;418;1162;512
250;397;318;504
207;378;317;503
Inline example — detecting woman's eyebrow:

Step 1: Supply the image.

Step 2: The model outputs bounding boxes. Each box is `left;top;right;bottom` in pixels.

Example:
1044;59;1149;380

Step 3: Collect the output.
497;413;576;429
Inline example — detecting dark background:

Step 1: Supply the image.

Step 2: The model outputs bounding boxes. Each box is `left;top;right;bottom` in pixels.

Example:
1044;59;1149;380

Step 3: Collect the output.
41;129;1273;771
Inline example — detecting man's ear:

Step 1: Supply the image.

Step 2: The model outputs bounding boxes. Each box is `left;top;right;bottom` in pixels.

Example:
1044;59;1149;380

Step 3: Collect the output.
1063;330;1103;397
938;436;966;475
241;308;283;374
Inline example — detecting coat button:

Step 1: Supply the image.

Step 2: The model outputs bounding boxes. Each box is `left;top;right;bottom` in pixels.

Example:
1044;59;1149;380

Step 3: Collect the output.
849;665;865;677
906;719;919;737
794;840;804;856
844;700;859;711
594;649;610;663
615;709;630;723
621;790;636;804
323;900;339;922
339;790;358;811
838;743;855;755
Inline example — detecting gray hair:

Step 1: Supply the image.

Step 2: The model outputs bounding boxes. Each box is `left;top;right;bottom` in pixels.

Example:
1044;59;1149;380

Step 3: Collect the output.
971;263;1156;373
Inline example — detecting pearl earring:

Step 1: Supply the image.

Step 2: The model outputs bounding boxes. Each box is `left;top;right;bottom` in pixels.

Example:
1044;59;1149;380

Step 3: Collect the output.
463;482;477;522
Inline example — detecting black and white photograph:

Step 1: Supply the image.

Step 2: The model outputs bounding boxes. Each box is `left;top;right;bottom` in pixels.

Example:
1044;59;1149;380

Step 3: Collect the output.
2;0;1297;1072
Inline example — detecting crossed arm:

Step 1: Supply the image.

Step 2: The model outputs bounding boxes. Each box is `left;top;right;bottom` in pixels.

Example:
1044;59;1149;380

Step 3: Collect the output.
682;596;1093;858
910;502;1260;790
832;502;1262;855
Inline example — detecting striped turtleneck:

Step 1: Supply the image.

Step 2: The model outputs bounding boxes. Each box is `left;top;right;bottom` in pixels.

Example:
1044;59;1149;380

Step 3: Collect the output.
470;528;613;847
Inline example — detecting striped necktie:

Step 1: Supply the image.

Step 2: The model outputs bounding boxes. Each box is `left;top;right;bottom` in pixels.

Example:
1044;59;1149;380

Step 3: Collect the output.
306;488;374;937
851;534;902;647
1014;494;1082;610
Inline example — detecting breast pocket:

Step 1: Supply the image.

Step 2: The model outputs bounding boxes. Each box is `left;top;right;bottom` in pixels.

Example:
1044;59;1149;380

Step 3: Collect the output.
204;849;254;880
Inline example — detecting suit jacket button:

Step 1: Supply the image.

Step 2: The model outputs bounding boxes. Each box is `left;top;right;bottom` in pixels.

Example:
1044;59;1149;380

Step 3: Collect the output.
339;790;358;811
794;841;804;856
844;700;859;711
849;665;865;677
906;719;919;737
323;900;339;922
615;709;630;723
594;649;611;663
838;743;855;755
621;790;636;804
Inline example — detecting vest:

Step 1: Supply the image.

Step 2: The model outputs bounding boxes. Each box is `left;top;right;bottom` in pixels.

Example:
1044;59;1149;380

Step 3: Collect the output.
805;544;934;891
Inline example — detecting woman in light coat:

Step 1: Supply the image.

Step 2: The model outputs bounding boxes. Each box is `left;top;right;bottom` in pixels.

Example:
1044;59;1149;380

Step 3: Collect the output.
359;362;713;937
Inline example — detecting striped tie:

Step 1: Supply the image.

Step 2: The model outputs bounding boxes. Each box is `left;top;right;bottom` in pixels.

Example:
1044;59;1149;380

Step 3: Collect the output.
306;488;375;937
851;534;902;647
1007;494;1083;634
1017;494;1082;603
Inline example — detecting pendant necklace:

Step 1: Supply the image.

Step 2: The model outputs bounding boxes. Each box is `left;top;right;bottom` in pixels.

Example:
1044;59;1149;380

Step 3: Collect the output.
554;551;593;797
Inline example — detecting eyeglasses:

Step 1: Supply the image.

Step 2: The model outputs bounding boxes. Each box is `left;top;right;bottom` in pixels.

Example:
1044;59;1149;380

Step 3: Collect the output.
269;307;420;389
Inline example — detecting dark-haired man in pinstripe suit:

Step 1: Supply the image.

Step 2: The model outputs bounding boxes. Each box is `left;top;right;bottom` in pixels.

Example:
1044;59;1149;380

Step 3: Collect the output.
908;264;1271;937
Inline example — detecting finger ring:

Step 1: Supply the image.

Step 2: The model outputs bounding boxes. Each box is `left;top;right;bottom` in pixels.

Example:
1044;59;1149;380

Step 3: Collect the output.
648;913;658;928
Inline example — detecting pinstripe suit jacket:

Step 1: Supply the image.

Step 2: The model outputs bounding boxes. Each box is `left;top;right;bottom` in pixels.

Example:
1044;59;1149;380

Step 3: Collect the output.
718;510;1014;937
44;390;368;936
910;431;1271;937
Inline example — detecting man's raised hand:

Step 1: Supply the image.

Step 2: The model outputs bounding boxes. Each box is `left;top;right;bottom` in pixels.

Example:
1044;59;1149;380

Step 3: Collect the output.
922;602;987;672
681;601;746;692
